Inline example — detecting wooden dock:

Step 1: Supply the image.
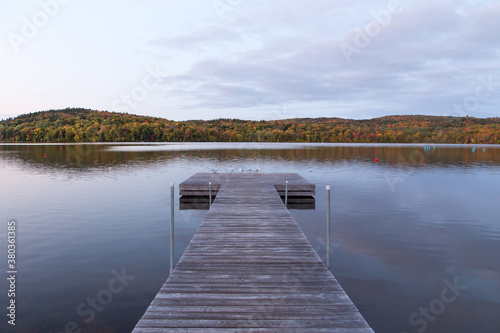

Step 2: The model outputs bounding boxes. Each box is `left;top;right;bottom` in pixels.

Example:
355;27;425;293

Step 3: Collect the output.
179;173;316;198
133;173;373;332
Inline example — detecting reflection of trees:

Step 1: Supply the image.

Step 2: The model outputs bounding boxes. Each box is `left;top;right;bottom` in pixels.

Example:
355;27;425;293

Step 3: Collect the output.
0;145;171;174
1;145;499;176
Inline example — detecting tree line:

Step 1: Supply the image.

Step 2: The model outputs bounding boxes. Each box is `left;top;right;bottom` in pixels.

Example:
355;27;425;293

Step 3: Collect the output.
1;108;499;144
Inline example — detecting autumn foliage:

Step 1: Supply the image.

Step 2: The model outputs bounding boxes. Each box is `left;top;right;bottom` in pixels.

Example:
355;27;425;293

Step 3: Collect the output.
1;108;499;144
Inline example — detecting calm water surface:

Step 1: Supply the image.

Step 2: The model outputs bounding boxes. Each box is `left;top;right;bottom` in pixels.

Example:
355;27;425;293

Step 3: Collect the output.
0;143;499;333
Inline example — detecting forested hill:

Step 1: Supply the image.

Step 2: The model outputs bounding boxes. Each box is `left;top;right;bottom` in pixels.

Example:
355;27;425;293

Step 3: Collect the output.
1;108;499;144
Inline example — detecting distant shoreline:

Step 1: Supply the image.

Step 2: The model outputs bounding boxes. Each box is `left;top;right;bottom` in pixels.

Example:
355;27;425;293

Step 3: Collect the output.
1;142;500;147
1;108;499;144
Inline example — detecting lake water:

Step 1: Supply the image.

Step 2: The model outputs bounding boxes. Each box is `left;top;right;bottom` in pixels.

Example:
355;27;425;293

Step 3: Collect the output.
0;143;499;333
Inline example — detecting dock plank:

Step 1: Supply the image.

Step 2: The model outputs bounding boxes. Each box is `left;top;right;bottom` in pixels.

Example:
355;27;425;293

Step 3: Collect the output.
133;173;373;332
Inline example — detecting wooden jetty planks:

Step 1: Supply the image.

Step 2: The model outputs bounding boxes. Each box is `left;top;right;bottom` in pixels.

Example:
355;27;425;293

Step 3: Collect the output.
133;174;373;332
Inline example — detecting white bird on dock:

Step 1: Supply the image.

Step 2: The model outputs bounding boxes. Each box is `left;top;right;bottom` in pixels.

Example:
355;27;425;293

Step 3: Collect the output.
239;168;244;173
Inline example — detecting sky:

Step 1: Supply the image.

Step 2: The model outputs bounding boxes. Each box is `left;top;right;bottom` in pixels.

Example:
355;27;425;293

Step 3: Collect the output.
1;0;499;121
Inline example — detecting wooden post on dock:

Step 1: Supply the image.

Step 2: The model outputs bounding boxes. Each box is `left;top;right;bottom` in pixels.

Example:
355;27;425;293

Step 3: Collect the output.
285;180;288;206
326;185;331;270
209;182;212;208
170;182;174;273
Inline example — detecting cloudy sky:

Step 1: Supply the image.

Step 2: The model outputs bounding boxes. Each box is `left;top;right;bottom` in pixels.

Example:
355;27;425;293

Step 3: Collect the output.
1;0;499;121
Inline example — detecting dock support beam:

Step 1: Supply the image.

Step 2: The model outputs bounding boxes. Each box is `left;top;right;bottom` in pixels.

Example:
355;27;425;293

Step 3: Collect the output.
170;182;175;273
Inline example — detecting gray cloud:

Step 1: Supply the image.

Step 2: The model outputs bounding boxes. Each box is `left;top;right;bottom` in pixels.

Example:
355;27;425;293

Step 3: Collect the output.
152;0;500;119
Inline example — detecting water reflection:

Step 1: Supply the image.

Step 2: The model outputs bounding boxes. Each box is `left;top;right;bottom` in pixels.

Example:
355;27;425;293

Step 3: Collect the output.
0;143;499;333
1;143;499;175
